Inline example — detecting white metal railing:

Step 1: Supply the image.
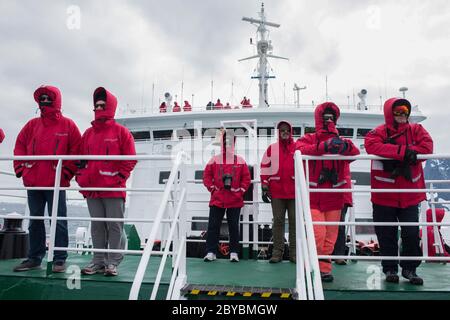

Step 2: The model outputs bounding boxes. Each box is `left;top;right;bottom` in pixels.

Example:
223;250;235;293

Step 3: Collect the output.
0;153;188;301
294;152;450;300
129;152;188;300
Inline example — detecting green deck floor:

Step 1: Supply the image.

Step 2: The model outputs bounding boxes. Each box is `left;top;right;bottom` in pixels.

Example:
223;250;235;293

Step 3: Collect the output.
1;254;450;300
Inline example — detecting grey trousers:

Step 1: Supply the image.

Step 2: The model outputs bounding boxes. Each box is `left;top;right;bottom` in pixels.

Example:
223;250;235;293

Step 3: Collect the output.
271;198;296;259
87;198;126;266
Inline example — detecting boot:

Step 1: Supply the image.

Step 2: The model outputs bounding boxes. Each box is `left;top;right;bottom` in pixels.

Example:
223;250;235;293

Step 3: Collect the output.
402;269;424;285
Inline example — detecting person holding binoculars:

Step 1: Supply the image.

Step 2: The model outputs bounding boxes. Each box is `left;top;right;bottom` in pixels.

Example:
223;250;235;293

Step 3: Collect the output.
365;98;433;285
296;102;360;282
203;129;251;262
260;121;297;263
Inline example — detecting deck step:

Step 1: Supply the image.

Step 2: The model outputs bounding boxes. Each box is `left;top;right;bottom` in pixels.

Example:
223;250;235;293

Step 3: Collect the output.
181;283;297;299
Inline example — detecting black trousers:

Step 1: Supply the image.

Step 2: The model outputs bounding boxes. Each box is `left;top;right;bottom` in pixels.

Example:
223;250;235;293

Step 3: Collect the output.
206;206;241;255
373;204;422;273
332;205;349;256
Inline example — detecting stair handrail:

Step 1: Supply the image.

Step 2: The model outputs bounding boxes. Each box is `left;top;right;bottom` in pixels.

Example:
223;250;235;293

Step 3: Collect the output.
129;151;185;300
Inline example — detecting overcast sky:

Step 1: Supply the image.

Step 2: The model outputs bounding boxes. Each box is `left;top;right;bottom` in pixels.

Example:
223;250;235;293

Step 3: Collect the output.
1;0;450;165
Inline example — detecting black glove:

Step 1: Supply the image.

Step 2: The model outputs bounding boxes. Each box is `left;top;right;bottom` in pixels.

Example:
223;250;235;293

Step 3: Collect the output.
262;185;271;203
404;149;418;165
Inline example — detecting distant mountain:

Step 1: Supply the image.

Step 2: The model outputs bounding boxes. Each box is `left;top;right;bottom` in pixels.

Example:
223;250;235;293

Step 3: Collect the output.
424;159;450;202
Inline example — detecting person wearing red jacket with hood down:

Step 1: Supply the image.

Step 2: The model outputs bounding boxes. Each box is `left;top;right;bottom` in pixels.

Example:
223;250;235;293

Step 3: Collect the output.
76;87;137;276
296;102;360;282
365;97;433;285
260;121;297;263
0;128;5;143
13;85;82;273
203;129;251;263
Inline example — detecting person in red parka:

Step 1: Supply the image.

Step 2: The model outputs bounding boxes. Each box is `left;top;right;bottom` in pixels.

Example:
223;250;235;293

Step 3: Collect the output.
214;99;224;110
0;128;5;143
172;101;181;112
261;121;297;263
13;85;82;273
296;102;360;282
365;97;433;285
183;100;192;112
76;87;137;276
203;129;251;262
159;102;167;113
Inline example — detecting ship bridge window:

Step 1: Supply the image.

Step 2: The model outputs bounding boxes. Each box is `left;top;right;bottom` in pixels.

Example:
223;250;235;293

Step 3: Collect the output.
131;131;150;141
351;172;370;186
357;128;372;138
153;130;173;140
194;170;204;181
176;128;198;139
257;127;275;136
337;128;354;138
305;127;315;134
292;127;302;137
159;171;180;184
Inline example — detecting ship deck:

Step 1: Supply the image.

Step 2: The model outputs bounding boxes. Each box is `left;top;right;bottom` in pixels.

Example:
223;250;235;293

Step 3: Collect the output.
1;254;450;300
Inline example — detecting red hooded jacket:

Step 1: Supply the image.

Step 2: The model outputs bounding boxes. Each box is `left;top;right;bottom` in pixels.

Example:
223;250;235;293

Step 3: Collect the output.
203;131;251;208
183;101;192;112
296;102;360;211
261;121;296;199
76;87;137;199
13;85;81;187
0;128;4;143
364;98;433;208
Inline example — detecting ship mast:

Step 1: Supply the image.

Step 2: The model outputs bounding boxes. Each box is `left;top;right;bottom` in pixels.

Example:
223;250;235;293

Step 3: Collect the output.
239;3;288;108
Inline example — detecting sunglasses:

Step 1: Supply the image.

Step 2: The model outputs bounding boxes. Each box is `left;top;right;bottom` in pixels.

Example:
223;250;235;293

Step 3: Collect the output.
94;103;106;109
39;95;52;102
393;111;408;117
323;115;335;121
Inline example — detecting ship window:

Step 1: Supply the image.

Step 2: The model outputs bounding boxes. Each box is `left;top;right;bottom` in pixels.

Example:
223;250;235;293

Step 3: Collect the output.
176;128;198;139
195;170;204;181
337;128;354;138
357;128;372;138
305;127;315;134
159;171;180;184
257;127;274;136
153;130;173;140
351;172;370;186
292;127;302;136
355;218;375;235
191;216;208;231
131;131;150;141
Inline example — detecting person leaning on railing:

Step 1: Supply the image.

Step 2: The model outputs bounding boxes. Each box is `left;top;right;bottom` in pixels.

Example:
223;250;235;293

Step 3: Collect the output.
260;120;297;264
76;87;137;277
12;85;82;273
296;102;360;283
364;97;433;285
203;129;251;263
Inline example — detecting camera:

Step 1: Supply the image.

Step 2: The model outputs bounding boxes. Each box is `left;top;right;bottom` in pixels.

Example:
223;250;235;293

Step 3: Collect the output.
222;174;233;190
318;168;338;185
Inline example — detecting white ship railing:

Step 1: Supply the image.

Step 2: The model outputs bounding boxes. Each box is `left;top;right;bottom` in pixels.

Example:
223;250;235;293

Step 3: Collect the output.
294;152;450;300
0;153;188;301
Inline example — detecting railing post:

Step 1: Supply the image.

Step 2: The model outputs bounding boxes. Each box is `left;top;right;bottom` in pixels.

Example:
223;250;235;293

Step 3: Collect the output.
295;151;324;300
294;151;308;300
47;159;63;275
177;155;187;282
